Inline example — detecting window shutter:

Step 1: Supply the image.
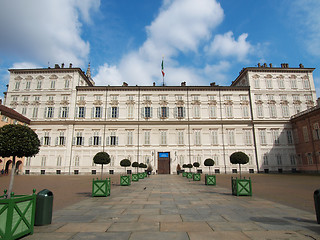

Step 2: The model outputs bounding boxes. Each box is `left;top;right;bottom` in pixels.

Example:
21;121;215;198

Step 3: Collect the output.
108;107;111;118
174;107;177;118
89;137;92;146
44;107;47;118
183;107;186;118
141;107;144;118
150;107;153;118
55;137;58;145
116;136;119;145
106;137;110;145
99;137;102;146
48;137;51;146
59;107;62;118
72;137;76;145
83;107;86;118
66;107;69;118
166;107;169;117
52;108;55;118
40;137;43;145
92;107;94;118
75;107;79;118
82;137;85;146
158;107;160;118
116;107;119;118
100;108;103;118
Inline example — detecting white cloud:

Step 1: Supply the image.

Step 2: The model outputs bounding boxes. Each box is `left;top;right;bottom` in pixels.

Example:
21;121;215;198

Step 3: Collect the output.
0;0;100;67
203;61;231;85
94;0;225;86
206;31;252;61
94;63;122;86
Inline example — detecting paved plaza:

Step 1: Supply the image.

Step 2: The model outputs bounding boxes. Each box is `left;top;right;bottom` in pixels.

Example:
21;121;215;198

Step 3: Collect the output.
22;174;320;240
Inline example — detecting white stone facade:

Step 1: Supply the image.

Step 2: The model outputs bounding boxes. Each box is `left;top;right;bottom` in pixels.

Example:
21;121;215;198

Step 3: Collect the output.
4;64;317;175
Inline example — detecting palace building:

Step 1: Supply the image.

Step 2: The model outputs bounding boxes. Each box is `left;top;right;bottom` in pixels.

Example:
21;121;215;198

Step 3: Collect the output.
3;63;317;175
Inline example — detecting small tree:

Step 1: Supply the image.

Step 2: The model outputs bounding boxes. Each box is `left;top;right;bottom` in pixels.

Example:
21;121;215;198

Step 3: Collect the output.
230;151;249;179
0;124;40;198
204;158;215;175
182;164;187;172
187;163;193;172
193;162;200;173
120;159;131;174
93;152;110;180
132;161;139;173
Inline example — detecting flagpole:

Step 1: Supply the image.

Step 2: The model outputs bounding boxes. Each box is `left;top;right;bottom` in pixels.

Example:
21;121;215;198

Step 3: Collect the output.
161;57;165;86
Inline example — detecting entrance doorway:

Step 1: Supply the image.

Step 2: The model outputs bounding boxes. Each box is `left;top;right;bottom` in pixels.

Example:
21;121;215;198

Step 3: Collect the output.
158;152;170;174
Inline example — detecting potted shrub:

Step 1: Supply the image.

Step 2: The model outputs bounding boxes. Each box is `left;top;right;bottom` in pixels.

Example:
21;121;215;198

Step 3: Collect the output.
186;163;193;179
230;152;252;196
182;164;187;177
193;162;201;181
92;152;111;197
138;163;145;179
142;163;148;177
120;159;131;186
132;161;139;182
0;124;40;240
204;158;216;185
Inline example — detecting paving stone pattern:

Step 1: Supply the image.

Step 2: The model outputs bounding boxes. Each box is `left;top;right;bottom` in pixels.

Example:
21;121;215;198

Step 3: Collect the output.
25;175;320;240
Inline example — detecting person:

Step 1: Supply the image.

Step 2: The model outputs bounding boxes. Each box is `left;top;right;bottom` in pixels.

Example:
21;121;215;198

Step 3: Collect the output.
1;169;4;175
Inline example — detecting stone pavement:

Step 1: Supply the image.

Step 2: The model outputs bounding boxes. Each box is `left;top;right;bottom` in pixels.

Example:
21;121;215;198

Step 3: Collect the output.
25;175;320;240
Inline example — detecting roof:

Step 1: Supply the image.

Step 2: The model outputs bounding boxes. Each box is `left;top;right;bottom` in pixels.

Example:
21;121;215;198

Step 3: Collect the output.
0;105;30;124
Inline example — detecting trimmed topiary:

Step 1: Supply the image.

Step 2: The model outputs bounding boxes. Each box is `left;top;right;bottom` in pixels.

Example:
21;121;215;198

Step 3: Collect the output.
230;151;249;179
93;152;110;180
204;158;215;174
132;161;139;173
120;159;131;174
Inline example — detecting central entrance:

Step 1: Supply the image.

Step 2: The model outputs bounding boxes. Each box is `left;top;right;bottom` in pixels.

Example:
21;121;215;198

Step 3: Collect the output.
158;152;170;174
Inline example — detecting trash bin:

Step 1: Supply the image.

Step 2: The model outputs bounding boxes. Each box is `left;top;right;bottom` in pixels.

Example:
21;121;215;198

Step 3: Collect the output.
315;189;320;224
35;189;53;226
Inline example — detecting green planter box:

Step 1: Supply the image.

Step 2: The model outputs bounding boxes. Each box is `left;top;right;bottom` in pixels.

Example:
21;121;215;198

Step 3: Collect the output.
231;177;252;196
182;172;187;177
205;175;216;185
187;172;193;179
193;173;201;181
120;175;131;186
143;172;147;178
92;178;111;197
132;174;139;182
138;173;145;179
0;190;36;240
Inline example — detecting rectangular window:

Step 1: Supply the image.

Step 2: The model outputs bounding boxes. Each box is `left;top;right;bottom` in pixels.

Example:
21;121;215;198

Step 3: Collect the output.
93;135;100;146
209;106;216;118
276;155;282;165
211;130;218;145
257;105;263;118
193;105;200;118
41;156;46;167
145;107;152;118
254;79;260;88
44;132;50;146
50;81;56;89
127;105;134;118
144;131;150;145
195;130;201;145
313;123;320;140
244;130;252;145
14;81;20;90
225;105;233;118
25;157;31;166
111;107;118;118
61;107;69;118
303;79;310;89
242;106;249;118
307;153;313;165
127;131;133;145
266;79;273;89
37;81;42;89
160;107;168;118
177;107;185;118
109;132;118;146
59;132;65;145
281;105;289;117
160;131;167;145
94;107;101;118
78;107;85;118
228;130;235;145
64;80;70;88
280;95;287;101
286;130;293;144
294;105;301;114
303;126;309;142
263;155;268;165
278;79;285;88
76;132;84;146
21;107;27;115
57;156;62;166
272;129;280;145
259;130;267;145
290;155;296;165
178;131;184;145
290;79;297;89
269;105;277;118
26;81;31;90
46;107;54;118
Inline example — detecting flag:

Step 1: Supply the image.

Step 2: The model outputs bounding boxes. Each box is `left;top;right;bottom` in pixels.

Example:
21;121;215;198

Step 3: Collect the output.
161;60;165;77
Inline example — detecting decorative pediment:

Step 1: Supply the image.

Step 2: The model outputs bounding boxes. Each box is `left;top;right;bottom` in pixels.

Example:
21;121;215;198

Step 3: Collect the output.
14;76;22;80
110;100;119;106
176;100;184;105
159;100;168;105
77;100;86;106
265;74;272;79
46;100;55;105
276;75;284;79
63;75;72;80
224;100;233;105
36;75;44;80
25;75;33;80
255;100;263;104
293;100;301;105
240;100;249;105
32;101;40;105
49;74;58;79
268;100;276;104
301;75;309;79
280;100;289;105
289;75;297;79
60;100;69;106
191;100;201;105
143;100;152;105
252;74;260;79
208;100;217;105
10;101;18;106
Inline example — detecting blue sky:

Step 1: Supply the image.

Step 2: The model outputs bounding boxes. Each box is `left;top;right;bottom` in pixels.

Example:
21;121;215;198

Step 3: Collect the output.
0;0;319;98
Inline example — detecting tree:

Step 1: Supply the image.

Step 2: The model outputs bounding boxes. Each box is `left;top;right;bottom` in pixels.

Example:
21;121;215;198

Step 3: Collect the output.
187;163;193;172
193;162;200;173
0;124;40;198
204;158;215;174
120;159;131;174
132;161;139;173
230;151;249;179
93;152;110;180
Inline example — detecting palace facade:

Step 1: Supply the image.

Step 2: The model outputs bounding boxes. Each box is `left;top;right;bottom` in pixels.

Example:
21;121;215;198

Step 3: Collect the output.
3;63;317;174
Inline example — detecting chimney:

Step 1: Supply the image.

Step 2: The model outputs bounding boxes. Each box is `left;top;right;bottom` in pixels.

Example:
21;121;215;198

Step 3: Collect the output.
153;82;156;86
54;64;60;68
257;63;261;67
263;63;267;67
181;82;186;86
69;63;73;68
269;63;273;68
210;82;216;87
122;82;128;87
61;63;64;68
299;63;304;68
